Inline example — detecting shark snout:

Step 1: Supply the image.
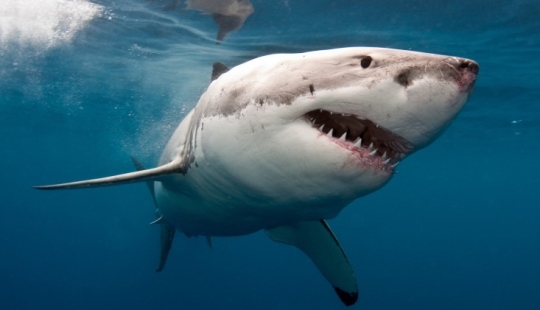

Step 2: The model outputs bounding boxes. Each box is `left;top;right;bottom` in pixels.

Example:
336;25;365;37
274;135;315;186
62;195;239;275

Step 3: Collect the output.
394;56;479;91
446;58;479;92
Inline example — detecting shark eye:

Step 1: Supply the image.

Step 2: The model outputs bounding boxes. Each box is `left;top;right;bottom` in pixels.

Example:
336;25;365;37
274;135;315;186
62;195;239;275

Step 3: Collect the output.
360;56;372;68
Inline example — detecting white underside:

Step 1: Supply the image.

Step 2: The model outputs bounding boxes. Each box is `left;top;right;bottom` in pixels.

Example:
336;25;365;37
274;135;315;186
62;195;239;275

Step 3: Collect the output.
155;103;391;236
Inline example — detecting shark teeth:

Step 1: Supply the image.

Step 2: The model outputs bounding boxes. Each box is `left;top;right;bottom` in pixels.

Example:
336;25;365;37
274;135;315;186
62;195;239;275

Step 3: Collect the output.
307;109;412;169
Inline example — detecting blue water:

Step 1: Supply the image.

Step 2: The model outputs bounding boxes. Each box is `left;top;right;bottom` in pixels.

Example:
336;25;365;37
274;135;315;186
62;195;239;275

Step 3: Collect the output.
1;0;539;309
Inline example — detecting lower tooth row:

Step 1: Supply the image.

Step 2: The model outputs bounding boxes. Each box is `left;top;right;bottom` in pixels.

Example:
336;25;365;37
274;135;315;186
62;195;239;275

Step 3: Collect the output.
318;124;398;167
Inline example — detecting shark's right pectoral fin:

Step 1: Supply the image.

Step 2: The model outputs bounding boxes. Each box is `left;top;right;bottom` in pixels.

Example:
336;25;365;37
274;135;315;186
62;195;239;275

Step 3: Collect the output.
34;157;187;190
266;220;358;306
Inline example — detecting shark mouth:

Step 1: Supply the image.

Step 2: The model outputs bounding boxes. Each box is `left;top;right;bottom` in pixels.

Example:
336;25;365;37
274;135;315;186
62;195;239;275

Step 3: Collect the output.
305;109;413;169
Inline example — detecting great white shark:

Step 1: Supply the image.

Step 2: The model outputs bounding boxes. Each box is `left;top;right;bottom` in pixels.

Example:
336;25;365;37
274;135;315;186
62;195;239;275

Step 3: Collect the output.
35;47;478;306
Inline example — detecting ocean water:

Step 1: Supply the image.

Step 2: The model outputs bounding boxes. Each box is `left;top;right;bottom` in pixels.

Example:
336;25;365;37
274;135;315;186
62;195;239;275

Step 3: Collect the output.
1;0;539;309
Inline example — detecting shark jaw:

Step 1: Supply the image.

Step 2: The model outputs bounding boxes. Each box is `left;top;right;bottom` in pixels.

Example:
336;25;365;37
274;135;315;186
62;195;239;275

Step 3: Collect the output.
306;109;410;173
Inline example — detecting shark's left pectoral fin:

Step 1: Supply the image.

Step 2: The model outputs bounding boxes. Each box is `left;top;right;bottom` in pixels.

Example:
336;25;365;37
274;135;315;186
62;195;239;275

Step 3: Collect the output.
266;220;358;306
130;156;158;206
130;157;176;273
156;223;176;272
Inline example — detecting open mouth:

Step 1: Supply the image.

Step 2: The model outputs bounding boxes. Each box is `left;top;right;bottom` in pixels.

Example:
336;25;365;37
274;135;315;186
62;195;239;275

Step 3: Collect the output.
305;110;413;169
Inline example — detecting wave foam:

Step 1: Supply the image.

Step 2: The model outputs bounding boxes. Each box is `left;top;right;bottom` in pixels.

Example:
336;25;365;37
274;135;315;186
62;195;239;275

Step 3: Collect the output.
0;0;103;49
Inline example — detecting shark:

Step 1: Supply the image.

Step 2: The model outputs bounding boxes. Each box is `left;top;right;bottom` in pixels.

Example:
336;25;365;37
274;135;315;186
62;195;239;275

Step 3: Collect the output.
35;47;479;306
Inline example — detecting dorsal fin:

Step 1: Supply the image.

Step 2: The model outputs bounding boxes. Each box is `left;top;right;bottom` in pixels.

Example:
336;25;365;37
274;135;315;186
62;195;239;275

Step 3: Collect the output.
34;157;186;190
211;62;230;81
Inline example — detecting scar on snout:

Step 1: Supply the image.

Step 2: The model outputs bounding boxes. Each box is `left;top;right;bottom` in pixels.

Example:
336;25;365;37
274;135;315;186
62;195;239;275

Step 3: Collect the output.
309;84;315;95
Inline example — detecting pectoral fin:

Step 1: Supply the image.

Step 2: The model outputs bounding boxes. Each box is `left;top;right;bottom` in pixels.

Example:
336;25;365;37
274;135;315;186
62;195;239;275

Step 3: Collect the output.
131;157;175;273
266;220;358;306
156;223;176;272
34;157;186;190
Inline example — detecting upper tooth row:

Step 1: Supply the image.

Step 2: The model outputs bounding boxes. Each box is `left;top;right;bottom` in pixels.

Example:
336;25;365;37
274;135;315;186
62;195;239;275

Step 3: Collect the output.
313;110;352;116
312;110;367;119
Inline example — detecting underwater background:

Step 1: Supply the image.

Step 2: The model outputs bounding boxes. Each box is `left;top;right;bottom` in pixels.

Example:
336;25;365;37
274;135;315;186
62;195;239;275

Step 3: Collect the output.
1;0;539;309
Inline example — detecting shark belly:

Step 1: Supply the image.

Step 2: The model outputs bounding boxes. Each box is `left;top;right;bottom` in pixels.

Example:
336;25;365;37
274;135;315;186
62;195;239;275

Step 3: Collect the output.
154;163;356;237
154;103;390;237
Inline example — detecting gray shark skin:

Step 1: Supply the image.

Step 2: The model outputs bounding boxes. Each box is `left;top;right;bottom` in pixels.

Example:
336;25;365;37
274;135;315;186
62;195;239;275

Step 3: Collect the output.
35;47;478;306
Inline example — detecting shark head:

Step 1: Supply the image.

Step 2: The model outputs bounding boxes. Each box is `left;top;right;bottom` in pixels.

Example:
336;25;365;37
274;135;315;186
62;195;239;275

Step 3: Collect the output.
186;47;478;218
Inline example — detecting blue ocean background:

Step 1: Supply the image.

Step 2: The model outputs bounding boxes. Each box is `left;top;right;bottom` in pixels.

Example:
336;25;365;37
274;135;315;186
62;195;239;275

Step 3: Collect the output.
1;0;539;309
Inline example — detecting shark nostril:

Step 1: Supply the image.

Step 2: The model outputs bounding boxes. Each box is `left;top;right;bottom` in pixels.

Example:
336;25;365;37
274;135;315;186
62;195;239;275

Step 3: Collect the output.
466;61;479;74
456;60;479;75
